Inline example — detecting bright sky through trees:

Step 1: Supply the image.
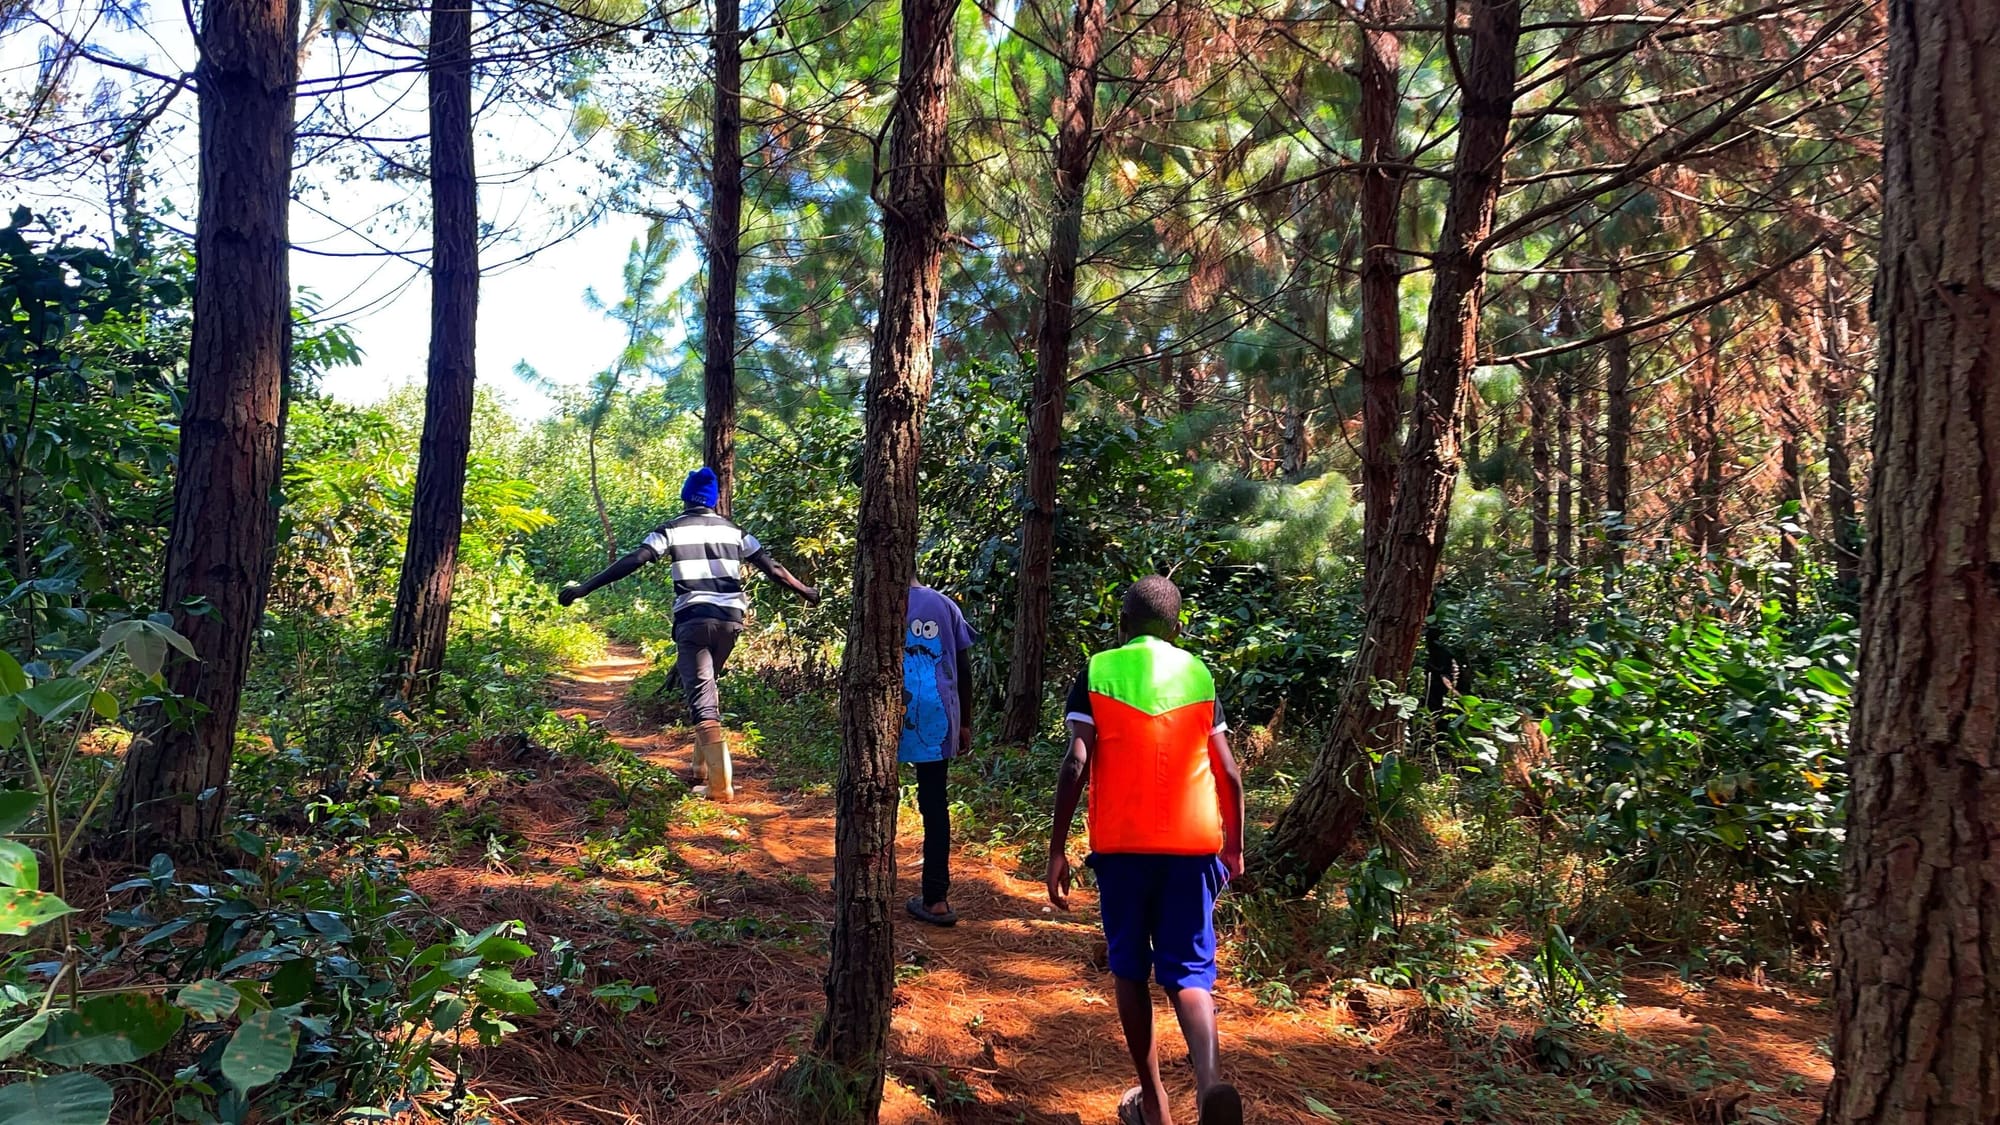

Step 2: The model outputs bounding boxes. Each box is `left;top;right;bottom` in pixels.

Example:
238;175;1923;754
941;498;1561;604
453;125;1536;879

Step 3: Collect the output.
1;3;668;417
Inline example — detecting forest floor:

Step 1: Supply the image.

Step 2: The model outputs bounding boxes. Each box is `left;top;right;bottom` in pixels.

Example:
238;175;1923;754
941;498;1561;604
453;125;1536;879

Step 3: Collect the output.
397;646;1835;1125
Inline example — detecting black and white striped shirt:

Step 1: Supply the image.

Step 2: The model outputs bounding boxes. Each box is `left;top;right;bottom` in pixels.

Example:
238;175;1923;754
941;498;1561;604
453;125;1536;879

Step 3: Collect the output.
641;508;766;624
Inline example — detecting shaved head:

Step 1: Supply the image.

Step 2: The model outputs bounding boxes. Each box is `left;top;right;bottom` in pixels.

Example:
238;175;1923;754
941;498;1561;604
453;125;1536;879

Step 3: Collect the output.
1121;575;1183;641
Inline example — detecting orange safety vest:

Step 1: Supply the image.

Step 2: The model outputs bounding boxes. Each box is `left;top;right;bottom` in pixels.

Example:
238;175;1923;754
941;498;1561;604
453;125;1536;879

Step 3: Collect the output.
1085;635;1224;855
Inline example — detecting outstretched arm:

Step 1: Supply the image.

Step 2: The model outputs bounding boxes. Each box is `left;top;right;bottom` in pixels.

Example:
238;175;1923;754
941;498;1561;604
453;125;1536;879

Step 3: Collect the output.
1046;722;1093;909
746;548;820;605
558;545;657;605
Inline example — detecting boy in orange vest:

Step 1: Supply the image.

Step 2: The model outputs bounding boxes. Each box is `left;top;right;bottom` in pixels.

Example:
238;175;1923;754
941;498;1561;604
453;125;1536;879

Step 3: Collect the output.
1047;576;1245;1125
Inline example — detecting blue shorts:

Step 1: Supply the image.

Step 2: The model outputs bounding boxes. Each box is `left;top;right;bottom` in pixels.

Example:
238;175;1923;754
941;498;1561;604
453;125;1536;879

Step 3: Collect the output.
1087;853;1228;992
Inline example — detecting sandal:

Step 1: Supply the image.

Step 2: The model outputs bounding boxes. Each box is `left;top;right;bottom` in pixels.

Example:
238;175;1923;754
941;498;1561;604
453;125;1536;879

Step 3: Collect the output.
1198;1083;1243;1125
905;896;959;927
1117;1086;1147;1125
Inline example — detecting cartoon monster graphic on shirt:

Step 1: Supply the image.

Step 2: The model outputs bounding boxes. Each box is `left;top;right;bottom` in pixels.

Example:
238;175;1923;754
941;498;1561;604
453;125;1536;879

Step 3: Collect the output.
901;618;950;761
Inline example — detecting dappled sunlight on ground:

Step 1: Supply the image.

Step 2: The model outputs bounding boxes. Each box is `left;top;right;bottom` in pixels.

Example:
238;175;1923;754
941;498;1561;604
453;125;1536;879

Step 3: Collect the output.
383;647;1833;1125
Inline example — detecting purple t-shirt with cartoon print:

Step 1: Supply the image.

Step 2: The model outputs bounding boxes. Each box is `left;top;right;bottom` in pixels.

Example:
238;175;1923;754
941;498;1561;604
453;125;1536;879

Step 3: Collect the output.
900;584;976;764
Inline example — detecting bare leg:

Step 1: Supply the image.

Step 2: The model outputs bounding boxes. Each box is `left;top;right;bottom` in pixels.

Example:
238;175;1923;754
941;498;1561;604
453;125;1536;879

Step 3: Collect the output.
1115;975;1174;1125
1168;985;1241;1124
1166;986;1220;1093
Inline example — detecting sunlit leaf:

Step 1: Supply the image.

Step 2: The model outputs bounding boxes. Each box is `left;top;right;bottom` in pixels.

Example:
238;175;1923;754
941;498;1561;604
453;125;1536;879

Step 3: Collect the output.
0;886;74;935
35;992;186;1065
220;1008;298;1091
0;840;39;889
175;979;242;1022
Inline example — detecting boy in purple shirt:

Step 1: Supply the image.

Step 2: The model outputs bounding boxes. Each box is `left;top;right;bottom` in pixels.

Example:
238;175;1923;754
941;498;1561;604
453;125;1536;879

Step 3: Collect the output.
901;581;977;926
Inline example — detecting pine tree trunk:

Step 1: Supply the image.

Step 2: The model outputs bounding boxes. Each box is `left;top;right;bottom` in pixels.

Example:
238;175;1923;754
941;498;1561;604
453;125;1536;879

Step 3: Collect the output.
1358;0;1404;594
1555;365;1574;627
1530;368;1552;567
1604;283;1633;569
1251;0;1522;897
1579;374;1599;556
1821;277;1861;600
999;0;1106;746
813;0;958;1111
1281;394;1307;475
387;0;478;689
1688;301;1725;556
1776;301;1807;614
1824;1;2000;1117
703;0;742;515
112;0;298;848
1464;390;1482;470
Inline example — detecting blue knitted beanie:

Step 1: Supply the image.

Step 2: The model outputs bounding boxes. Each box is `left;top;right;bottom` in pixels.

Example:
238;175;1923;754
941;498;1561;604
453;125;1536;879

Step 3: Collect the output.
682;466;720;508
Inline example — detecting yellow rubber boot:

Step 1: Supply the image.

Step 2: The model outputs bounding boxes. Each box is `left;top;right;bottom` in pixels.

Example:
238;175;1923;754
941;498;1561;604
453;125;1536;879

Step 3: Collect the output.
696;721;733;803
689;726;708;784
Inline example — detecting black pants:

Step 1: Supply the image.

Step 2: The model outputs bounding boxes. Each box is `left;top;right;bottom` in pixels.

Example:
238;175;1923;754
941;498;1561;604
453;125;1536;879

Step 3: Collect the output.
913;759;951;905
673;617;742;725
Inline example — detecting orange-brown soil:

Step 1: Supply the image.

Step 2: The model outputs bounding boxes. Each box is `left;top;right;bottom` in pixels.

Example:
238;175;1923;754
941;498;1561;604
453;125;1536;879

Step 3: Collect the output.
403;648;1832;1125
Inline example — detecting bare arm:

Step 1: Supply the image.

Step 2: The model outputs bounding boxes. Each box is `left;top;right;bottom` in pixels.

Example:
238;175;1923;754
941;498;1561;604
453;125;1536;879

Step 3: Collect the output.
1047;721;1094;909
558;545;657;605
746;548;820;604
1209;731;1246;880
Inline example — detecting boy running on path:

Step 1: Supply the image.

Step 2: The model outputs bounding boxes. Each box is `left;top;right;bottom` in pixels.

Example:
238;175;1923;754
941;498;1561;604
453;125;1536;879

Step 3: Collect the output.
901;579;977;927
1047;576;1245;1125
557;466;819;801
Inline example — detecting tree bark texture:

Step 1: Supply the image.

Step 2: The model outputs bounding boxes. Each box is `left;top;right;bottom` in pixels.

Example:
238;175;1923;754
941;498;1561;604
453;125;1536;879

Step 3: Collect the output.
1776;300;1808;612
1822;270;1862;598
113;0;298;847
1604;282;1633;567
815;0;959;1111
1823;1;2000;1120
1688;298;1726;556
1358;0;1405;596
1530;366;1553;566
1555;364;1574;626
1579;376;1600;549
703;0;742;515
998;0;1106;746
1252;0;1521;897
388;0;478;689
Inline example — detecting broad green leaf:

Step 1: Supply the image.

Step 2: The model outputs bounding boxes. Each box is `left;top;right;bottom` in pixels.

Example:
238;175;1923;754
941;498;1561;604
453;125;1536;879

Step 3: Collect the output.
428;995;467;1030
0;789;35;834
78;619;192;680
18;678;95;721
303;910;351;942
0;1071;113;1125
472;968;539;1016
35;992;186;1065
0;1010;52;1061
230;979;271;1013
267;956;315;1007
456;920;515;953
175;979;242;1022
0;839;39;889
89;690;117;720
119;622;169;679
472;936;534;963
220;1008;297;1091
0;886;74;935
0;650;25;694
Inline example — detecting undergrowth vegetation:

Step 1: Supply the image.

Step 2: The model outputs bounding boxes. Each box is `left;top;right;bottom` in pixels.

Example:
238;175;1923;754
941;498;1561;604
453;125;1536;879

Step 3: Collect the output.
2;216;1847;1123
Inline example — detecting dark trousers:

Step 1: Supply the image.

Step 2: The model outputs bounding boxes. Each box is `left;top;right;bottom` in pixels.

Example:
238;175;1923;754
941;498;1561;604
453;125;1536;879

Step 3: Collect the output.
914;759;951;905
673;617;742;725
